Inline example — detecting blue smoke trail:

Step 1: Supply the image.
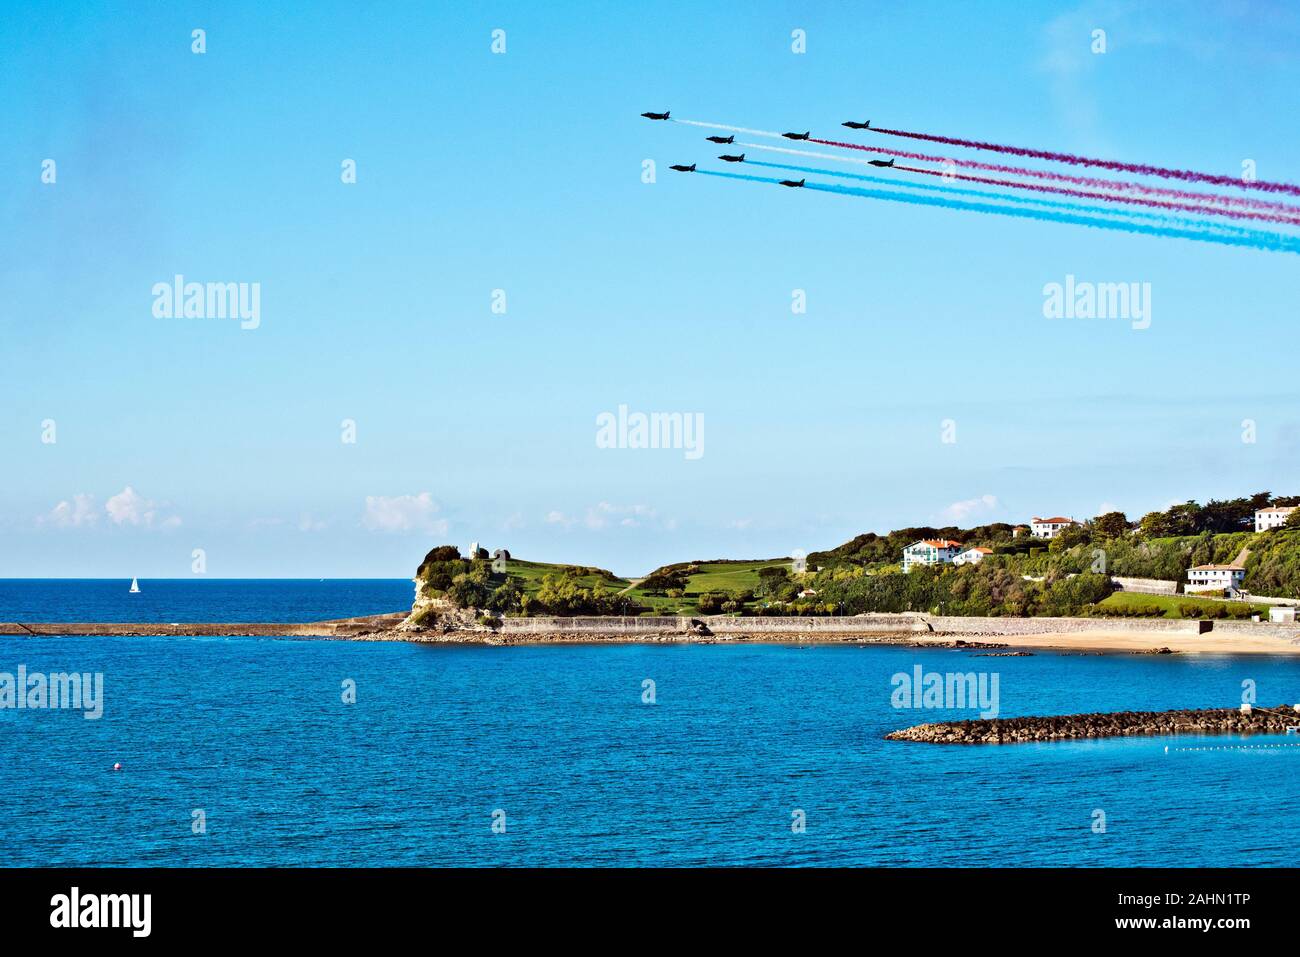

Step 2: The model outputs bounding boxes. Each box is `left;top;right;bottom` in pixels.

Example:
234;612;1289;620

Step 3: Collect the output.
694;170;1300;255
743;160;1267;239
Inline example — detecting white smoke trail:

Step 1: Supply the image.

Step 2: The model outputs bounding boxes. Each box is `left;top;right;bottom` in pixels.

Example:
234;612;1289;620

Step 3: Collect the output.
737;142;887;166
673;119;784;139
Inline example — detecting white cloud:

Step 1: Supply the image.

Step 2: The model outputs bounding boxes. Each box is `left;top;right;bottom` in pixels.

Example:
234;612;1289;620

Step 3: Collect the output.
41;494;98;528
942;494;999;523
586;502;656;530
730;518;753;530
298;513;327;532
545;503;661;530
362;493;447;534
104;486;180;529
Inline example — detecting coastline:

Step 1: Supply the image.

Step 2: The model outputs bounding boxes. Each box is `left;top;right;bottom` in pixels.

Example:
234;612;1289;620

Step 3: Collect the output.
3;611;1299;655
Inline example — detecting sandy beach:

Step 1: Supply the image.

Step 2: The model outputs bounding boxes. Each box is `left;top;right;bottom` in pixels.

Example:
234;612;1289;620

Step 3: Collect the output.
909;629;1300;656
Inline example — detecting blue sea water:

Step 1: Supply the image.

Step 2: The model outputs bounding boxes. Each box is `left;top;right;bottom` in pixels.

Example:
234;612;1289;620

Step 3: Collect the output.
2;581;1299;867
0;579;413;623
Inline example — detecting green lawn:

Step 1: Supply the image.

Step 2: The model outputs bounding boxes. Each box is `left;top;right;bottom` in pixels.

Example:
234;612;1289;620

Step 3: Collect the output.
1095;591;1270;619
500;559;628;592
619;558;796;615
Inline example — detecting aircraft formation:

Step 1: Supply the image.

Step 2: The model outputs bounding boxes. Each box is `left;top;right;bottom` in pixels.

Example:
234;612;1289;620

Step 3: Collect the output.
639;109;1300;255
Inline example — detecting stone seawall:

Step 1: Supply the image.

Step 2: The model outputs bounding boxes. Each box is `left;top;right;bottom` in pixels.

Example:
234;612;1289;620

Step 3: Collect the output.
926;615;1210;636
496;614;1218;639
888;704;1300;744
0;613;409;638
497;613;931;636
7;611;1297;648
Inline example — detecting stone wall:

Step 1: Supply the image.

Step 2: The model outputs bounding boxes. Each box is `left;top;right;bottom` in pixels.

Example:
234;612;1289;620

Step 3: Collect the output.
1202;620;1300;640
498;613;931;635
1112;576;1180;596
925;615;1210;636
497;613;1219;638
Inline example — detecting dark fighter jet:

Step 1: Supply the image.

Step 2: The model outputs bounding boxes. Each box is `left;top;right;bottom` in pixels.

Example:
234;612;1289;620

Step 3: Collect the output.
868;158;895;168
718;153;745;163
842;120;871;130
641;110;671;120
669;163;696;172
779;178;805;188
706;135;734;144
782;131;811;140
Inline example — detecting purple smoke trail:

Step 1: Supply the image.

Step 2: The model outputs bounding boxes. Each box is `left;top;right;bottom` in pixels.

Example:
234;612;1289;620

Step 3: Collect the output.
865;126;1300;197
894;165;1300;227
810;138;1300;216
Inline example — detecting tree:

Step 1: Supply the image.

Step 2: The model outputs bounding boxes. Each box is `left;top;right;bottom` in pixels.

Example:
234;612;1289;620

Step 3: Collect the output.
1093;511;1130;539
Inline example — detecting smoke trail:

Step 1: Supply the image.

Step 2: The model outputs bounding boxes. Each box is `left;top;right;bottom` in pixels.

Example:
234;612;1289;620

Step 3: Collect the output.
783;140;1300;216
860;126;1300;197
891;164;1300;228
693;170;1300;254
675;118;1300;210
673;119;783;139
742;160;1268;238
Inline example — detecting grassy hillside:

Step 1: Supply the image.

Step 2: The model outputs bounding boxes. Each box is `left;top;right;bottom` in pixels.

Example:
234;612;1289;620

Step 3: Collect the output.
413;492;1300;618
619;559;795;615
502;559;628;592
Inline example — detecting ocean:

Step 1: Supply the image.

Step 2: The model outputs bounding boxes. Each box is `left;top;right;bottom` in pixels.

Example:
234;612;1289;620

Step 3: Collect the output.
2;580;1298;866
0;578;414;623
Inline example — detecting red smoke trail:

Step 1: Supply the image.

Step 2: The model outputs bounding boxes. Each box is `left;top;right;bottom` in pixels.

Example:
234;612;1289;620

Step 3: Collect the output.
810;138;1300;216
865;126;1300;197
893;165;1300;228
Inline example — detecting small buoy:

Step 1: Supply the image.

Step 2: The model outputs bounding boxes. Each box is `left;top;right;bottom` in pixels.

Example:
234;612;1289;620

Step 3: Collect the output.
113;763;122;771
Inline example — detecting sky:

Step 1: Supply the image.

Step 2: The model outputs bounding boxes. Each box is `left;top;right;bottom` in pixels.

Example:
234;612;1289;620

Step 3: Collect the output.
2;0;1300;578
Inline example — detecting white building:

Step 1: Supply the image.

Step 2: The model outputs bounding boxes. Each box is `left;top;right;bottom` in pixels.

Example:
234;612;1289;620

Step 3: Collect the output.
1255;506;1297;533
1185;563;1246;596
1269;607;1298;624
953;546;993;566
1030;516;1079;539
902;539;963;573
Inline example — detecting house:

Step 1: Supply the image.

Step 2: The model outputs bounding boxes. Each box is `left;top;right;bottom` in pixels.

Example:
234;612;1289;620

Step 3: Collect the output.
902;539;963;573
1269;607;1298;624
953;546;993;566
1030;516;1079;539
797;588;818;599
1185;563;1246;596
1255;506;1298;532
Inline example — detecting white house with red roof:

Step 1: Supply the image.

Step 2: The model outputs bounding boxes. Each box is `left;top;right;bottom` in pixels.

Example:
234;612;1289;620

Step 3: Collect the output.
902;539;963;573
953;546;993;566
1186;563;1246;596
1029;516;1079;539
1255;506;1297;532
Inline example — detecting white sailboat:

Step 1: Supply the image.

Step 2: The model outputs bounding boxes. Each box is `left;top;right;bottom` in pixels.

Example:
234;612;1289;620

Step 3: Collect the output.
129;577;141;594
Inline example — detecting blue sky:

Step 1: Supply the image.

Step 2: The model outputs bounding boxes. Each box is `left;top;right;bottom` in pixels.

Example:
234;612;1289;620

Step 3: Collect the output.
3;0;1300;578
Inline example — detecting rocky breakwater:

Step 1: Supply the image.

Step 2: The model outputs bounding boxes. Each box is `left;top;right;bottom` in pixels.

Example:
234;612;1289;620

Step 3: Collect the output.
886;704;1300;744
